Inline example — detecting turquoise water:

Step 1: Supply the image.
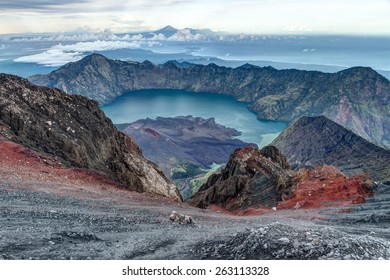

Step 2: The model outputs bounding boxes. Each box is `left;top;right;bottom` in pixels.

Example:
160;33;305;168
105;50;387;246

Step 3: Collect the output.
101;89;287;147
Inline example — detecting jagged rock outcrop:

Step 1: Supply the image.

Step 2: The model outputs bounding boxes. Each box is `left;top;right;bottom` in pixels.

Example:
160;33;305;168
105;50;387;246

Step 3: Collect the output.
189;144;374;211
272;116;390;183
0;73;180;201
29;54;390;148
189;146;295;210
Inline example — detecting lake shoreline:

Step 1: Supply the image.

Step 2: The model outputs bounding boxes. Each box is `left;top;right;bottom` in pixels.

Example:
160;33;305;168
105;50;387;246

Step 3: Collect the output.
102;89;287;147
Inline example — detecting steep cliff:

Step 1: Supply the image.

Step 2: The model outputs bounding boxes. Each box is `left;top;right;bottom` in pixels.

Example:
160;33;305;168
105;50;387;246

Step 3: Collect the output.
29;54;390;148
272;116;390;183
189;146;295;210
0;73;180;200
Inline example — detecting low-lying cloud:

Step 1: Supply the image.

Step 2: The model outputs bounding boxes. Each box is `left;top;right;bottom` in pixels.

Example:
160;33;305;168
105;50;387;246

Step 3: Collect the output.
1;31;143;43
14;40;142;66
3;28;206;43
10;28;231;66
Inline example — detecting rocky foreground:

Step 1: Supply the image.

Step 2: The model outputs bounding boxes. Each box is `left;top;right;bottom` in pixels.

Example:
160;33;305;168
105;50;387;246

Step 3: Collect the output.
194;223;390;260
0;117;388;260
1;140;389;260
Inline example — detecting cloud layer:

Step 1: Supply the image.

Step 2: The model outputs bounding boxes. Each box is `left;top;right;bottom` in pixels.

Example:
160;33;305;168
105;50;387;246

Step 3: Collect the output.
11;26;213;66
1;0;389;35
14;40;142;66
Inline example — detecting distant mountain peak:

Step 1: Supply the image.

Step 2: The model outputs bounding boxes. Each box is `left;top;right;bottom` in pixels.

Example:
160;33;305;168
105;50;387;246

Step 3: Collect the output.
87;52;106;58
141;60;156;68
79;53;108;62
237;63;260;70
293;115;332;126
154;25;178;36
60;53;110;70
159;60;195;69
161;60;179;68
160;25;177;31
337;66;386;79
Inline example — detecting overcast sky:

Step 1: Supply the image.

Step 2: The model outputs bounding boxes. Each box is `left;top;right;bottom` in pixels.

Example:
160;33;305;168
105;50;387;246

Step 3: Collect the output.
0;0;389;35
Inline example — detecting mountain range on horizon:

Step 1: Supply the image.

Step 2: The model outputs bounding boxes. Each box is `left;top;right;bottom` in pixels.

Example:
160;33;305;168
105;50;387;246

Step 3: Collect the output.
151;25;218;36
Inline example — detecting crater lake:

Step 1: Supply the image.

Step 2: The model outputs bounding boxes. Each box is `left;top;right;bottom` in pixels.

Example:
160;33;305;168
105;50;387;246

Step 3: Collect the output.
101;89;287;147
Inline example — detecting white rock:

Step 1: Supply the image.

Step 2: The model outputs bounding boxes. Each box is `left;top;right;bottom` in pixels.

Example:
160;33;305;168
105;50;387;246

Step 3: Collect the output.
277;237;290;245
169;211;194;224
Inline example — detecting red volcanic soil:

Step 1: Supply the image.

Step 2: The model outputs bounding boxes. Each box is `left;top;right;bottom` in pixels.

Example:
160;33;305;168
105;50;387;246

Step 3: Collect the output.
0;139;177;204
0;138;374;216
278;165;373;210
0;139;116;189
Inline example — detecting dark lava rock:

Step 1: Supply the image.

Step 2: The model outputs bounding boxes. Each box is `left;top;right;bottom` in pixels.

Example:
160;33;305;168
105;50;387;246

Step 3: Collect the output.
193;223;390;260
189;146;294;210
272;116;390;183
29;53;390;149
258;145;290;170
0;73;180;200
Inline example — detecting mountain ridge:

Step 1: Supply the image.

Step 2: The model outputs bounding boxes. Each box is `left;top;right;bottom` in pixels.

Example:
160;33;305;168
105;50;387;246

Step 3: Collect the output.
29;53;390;149
272;116;390;183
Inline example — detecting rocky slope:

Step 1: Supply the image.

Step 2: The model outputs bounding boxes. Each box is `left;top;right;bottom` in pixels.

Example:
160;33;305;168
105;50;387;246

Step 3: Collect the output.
29;53;390;148
193;222;390;260
272;116;390;183
189;146;373;211
277;165;373;210
0;132;389;260
1;148;388;260
189;146;295;210
0;73;180;200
